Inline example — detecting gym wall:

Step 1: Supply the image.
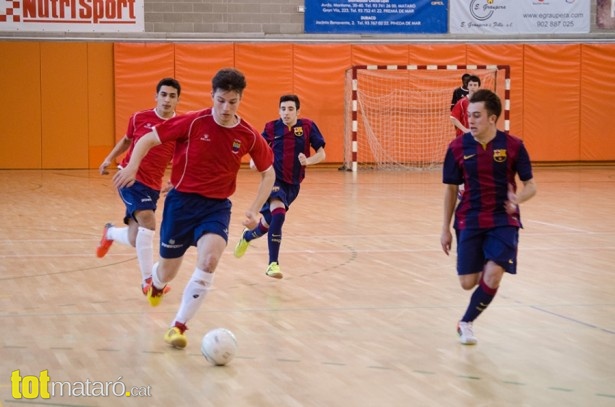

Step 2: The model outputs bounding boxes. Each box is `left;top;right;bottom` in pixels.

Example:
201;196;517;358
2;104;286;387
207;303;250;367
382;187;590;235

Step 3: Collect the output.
1;41;615;169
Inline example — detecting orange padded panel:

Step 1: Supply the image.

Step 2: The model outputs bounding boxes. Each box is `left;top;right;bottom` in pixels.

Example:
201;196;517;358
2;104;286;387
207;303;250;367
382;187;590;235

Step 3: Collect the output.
523;44;581;161
41;42;89;169
0;41;42;169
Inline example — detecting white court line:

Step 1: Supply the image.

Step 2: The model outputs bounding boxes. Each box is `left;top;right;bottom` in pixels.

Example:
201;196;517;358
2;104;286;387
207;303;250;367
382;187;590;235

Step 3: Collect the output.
525;219;594;233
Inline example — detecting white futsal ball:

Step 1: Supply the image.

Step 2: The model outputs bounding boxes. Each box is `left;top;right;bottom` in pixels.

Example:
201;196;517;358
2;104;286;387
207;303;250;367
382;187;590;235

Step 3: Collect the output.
201;328;237;366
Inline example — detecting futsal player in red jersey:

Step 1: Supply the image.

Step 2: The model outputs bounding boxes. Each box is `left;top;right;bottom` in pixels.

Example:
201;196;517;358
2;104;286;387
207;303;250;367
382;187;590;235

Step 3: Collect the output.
113;68;275;349
233;94;326;279
441;89;537;345
450;73;470;111
450;75;481;138
97;77;180;295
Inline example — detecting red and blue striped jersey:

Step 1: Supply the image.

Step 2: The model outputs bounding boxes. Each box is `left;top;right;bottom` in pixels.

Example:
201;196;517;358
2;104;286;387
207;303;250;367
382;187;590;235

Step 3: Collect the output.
443;130;533;230
262;118;326;185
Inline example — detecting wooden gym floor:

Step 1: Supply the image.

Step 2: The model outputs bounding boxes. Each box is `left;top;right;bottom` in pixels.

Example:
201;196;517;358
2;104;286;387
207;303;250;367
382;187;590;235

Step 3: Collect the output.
0;166;614;407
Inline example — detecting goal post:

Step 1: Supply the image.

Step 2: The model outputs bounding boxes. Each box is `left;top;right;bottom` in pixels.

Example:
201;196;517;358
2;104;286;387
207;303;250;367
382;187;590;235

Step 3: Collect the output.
343;64;511;171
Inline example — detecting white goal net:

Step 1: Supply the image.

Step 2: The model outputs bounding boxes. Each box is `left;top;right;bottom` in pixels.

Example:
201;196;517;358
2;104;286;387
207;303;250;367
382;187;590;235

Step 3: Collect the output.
343;65;510;171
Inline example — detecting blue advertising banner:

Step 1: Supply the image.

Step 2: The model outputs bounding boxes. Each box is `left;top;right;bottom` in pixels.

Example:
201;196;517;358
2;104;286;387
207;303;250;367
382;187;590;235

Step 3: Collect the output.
305;0;448;34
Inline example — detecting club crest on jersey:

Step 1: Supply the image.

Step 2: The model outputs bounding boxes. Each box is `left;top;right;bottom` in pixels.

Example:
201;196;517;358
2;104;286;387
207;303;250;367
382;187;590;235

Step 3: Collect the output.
232;139;241;154
493;149;507;162
293;127;303;137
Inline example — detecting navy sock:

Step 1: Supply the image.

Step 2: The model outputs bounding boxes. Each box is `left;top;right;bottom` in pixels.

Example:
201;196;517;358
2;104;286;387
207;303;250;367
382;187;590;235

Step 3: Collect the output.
267;208;286;264
461;277;498;322
245;220;268;242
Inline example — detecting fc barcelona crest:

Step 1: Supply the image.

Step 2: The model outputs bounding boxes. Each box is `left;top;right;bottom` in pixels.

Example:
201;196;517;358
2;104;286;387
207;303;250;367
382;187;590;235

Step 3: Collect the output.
293;127;303;137
493;149;507;162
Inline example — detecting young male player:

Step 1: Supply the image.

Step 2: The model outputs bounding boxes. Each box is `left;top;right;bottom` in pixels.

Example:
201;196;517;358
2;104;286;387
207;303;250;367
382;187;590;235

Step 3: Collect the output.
441;89;537;345
97;78;180;295
113;68;275;349
450;75;481;138
233;94;326;279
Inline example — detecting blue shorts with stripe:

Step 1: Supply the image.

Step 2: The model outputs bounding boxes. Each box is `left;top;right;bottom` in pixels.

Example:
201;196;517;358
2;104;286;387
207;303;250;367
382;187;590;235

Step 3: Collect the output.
118;181;161;225
261;179;300;214
159;189;231;259
455;226;519;275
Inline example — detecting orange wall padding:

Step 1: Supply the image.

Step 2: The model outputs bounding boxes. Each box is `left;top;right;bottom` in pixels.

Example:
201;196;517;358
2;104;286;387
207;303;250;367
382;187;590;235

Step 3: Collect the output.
2;41;615;169
580;43;615;161
1;42;42;169
294;44;351;162
40;43;91;168
88;42;115;168
523;44;581;162
174;43;235;112
0;42;115;169
113;43;175;142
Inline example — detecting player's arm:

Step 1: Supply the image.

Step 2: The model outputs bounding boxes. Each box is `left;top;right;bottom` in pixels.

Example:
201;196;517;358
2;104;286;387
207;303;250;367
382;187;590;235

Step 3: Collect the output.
506;178;537;214
99;136;131;175
298;147;325;166
449;115;469;134
112;132;161;189
516;178;537;204
243;166;275;229
440;183;458;255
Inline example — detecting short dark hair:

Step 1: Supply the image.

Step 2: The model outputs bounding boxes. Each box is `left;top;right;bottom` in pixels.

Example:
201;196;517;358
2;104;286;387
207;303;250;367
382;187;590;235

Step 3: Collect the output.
279;94;300;110
461;73;471;86
469;89;502;119
467;75;481;86
212;68;247;95
157;78;181;97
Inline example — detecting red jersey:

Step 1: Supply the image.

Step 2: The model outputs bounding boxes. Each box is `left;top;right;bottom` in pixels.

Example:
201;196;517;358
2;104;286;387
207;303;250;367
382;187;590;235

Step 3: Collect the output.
121;109;175;190
154;108;274;199
450;97;470;138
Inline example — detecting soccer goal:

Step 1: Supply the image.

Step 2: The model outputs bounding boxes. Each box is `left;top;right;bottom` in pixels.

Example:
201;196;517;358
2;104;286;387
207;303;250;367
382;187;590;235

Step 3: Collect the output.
342;64;510;172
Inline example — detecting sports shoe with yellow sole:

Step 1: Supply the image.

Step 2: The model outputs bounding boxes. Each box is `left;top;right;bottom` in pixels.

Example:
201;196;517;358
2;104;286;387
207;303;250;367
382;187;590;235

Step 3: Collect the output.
233;228;251;258
96;223;114;258
164;327;187;349
141;277;171;296
265;262;283;279
146;284;168;307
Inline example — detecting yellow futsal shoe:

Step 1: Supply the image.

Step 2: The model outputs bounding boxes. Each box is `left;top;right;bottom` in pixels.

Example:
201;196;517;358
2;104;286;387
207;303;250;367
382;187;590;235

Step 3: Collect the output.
233;228;251;258
146;284;167;307
141;277;172;296
265;262;283;279
164;327;187;349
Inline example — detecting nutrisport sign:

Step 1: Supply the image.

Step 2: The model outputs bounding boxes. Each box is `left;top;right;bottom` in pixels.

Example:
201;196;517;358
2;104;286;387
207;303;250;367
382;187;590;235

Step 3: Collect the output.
0;0;144;32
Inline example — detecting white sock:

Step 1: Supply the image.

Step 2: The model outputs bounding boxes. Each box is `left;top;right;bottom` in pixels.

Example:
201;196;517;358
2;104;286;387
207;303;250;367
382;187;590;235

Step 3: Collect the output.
107;226;131;246
136;227;154;283
151;262;164;289
173;268;214;326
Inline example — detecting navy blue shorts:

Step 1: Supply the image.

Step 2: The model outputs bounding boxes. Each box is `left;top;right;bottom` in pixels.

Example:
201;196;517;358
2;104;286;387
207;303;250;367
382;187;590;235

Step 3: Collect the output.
159;189;232;259
261;179;300;214
118;181;161;225
455;226;519;275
